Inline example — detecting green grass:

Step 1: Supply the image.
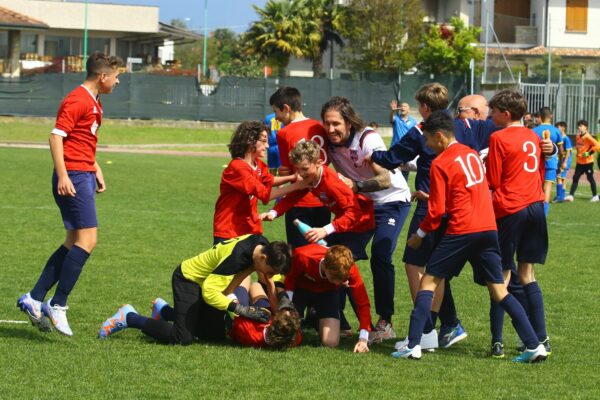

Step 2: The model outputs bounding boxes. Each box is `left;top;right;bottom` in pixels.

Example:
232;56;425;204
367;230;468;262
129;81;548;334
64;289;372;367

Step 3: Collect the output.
1;142;599;399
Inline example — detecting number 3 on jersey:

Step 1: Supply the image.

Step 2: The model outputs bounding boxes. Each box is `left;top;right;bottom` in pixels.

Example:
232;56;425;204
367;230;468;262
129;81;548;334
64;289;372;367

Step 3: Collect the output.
455;153;485;188
522;141;538;173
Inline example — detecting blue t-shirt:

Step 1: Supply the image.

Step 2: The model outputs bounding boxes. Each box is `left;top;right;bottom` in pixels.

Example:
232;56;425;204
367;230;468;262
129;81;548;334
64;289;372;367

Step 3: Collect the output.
562;134;572;168
264;113;282;168
533;124;563;170
391;114;417;147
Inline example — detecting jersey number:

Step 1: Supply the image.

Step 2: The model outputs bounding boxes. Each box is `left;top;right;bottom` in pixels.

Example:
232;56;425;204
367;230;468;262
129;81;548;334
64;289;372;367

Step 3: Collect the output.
455;153;485;188
522;141;538;173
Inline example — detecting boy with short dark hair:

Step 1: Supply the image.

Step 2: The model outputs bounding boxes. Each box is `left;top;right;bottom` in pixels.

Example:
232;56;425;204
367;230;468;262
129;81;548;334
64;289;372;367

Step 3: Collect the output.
566;120;600;202
17;51;122;337
486;89;552;357
269;87;331;248
392;111;547;363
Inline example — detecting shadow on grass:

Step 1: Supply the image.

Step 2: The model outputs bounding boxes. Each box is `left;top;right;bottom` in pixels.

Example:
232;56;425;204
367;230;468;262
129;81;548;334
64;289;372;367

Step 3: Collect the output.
0;324;54;342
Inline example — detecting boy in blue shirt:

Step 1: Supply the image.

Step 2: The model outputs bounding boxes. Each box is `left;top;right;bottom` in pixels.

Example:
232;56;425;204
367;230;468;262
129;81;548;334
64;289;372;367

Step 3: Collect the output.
554;121;572;203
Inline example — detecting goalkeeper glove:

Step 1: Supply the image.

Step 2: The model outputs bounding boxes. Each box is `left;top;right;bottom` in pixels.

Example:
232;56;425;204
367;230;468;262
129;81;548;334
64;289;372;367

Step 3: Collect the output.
277;291;295;311
583;151;590;157
233;303;271;323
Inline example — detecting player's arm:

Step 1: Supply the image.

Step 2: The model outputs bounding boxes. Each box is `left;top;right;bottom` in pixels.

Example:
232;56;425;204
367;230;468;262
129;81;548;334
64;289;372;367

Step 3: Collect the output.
408;164;446;249
49;134;75;197
485;136;503;191
351;161;391;193
261;189;308;221
586;134;600;153
324;186;361;236
369;130;420;170
94;161;106;193
389;100;398;124
348;266;371;353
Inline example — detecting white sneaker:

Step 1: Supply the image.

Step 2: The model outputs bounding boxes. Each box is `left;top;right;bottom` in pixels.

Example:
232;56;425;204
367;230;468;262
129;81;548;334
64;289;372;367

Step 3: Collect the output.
394;330;438;352
16;293;52;333
391;344;422;359
590;195;599;203
564;195;574;202
42;300;73;337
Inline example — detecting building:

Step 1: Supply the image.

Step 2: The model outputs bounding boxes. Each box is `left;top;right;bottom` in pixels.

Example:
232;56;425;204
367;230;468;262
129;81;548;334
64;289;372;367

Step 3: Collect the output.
0;0;201;77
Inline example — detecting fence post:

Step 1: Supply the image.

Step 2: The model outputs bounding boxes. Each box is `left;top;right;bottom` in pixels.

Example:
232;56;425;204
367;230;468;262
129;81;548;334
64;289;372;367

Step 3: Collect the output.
580;73;585;119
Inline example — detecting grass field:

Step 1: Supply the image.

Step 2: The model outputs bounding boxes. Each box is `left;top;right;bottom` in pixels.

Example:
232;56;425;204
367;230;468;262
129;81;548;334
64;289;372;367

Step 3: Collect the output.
1;122;599;399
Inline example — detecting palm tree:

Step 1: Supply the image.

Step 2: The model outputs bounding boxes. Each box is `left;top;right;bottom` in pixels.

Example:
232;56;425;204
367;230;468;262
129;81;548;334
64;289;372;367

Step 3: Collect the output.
244;0;308;77
302;0;346;78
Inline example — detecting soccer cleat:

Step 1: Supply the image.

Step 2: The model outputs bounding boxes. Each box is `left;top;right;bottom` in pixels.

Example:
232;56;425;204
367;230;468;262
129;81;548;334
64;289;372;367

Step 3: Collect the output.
439;322;467;348
564;195;574;202
394;330;438;352
16;293;52;333
391;344;422;360
151;298;168;321
99;304;137;339
512;344;548;363
491;342;505;358
541;336;552;356
42;300;73;337
590;195;599;203
368;319;396;344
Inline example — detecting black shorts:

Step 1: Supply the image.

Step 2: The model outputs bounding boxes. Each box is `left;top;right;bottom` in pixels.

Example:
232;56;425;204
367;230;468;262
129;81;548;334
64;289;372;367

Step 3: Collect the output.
292;287;339;320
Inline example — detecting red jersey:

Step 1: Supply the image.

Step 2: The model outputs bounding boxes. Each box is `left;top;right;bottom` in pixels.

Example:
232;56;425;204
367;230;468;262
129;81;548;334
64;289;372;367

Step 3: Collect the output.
213;158;274;238
274;166;375;233
276;119;328;208
51;85;103;172
420;142;496;235
228;317;302;348
284;244;372;332
486;126;545;218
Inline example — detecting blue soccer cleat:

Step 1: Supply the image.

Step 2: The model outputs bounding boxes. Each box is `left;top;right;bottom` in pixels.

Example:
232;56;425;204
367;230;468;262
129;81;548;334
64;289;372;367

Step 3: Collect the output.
151;298;168;321
391;344;422;360
439;321;468;348
98;304;136;339
512;344;548;363
17;293;52;333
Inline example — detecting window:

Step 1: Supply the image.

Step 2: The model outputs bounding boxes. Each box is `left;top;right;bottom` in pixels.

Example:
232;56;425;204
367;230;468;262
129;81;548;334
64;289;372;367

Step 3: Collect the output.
566;0;588;32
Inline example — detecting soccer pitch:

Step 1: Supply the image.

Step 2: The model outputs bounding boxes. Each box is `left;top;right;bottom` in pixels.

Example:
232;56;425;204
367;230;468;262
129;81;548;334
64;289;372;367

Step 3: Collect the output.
1;123;599;399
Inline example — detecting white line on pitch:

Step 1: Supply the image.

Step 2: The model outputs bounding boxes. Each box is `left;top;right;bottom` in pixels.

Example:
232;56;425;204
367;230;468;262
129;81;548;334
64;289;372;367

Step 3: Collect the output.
0;320;29;324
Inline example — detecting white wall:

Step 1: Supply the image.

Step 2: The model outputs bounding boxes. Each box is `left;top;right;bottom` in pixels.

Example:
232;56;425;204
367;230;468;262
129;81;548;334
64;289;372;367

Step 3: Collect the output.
547;0;600;48
0;0;159;33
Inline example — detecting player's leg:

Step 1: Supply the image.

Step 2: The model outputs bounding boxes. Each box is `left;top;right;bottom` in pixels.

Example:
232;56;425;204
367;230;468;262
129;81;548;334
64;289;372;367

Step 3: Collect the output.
583;163;598;200
316;290;341;347
369;201;410;332
568;164;585;198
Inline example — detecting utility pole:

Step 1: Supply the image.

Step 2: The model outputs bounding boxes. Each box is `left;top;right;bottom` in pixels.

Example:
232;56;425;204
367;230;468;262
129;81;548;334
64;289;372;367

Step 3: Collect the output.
83;0;88;65
202;0;208;80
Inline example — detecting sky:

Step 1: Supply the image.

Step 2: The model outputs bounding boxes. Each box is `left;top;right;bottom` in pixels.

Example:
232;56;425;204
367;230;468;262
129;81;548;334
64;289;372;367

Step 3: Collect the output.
69;0;268;33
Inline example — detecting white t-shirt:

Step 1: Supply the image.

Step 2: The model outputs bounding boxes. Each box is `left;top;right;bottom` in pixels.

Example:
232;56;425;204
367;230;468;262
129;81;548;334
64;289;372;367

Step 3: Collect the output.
327;127;411;205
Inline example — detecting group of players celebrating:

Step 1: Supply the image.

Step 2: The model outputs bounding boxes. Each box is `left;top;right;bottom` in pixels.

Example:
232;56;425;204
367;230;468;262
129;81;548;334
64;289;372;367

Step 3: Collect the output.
17;52;559;363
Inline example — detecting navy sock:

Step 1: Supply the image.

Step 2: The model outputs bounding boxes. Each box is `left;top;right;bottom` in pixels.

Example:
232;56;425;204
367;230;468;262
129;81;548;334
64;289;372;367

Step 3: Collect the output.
439;280;458;327
489;298;504;344
499;294;538;349
523;282;547;341
557;183;564;201
408;290;434;348
30;245;69;302
126;312;148;330
161;305;175;322
51;245;90;307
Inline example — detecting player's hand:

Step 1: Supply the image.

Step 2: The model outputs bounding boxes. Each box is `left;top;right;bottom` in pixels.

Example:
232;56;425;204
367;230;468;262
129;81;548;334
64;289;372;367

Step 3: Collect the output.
234;303;271;323
583;151;591;157
305;227;327;243
390;100;398;110
95;166;106;193
541;138;554;155
411;190;429;202
277;293;295;311
278;166;292;176
353;338;369;353
260;212;275;221
57;175;76;197
407;233;423;249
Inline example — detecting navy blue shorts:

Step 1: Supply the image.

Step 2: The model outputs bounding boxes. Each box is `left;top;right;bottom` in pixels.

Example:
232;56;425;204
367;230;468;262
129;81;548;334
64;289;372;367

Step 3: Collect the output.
327;229;374;261
402;204;447;266
292;287;339;320
426;230;504;284
53;171;97;230
497;201;548;269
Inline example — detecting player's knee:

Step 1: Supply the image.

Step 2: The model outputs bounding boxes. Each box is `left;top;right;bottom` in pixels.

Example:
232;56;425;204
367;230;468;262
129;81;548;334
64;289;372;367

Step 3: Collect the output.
321;335;339;348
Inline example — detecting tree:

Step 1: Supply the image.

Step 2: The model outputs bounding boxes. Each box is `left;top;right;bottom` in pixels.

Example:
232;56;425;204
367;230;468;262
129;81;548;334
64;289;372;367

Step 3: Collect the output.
244;0;309;77
530;54;586;81
339;0;424;73
301;0;346;77
416;17;483;75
